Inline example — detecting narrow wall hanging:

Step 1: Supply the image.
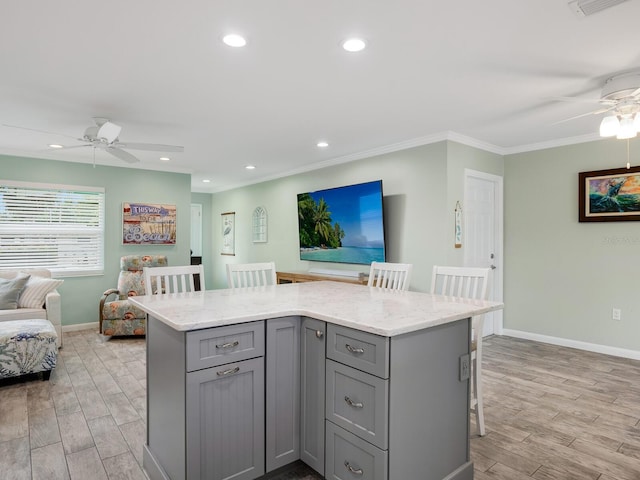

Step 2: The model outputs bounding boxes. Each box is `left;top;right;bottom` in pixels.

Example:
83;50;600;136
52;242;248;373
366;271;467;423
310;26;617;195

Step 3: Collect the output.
454;201;462;248
221;211;236;255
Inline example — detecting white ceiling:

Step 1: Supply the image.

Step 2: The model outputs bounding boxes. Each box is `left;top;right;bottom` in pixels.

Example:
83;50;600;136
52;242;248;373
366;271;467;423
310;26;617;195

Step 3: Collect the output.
2;0;640;192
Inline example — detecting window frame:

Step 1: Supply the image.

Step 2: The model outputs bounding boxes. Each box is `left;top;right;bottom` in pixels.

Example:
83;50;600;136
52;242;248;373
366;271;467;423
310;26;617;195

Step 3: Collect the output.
0;179;105;277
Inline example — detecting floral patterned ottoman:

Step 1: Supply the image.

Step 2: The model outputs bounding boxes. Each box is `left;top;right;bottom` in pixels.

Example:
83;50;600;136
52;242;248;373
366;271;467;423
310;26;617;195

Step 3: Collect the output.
0;319;58;381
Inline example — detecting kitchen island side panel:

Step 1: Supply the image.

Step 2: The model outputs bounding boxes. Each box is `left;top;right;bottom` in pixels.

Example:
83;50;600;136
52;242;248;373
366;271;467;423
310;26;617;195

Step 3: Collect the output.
147;315;187;480
388;318;472;480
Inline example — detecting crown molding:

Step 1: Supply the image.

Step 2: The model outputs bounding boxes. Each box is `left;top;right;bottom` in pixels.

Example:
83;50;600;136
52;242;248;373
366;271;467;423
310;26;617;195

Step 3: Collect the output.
501;132;602;155
444;132;506;155
207;130;610;193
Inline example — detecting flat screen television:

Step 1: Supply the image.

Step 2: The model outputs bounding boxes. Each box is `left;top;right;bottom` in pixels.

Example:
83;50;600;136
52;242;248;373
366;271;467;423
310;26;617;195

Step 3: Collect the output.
297;180;386;265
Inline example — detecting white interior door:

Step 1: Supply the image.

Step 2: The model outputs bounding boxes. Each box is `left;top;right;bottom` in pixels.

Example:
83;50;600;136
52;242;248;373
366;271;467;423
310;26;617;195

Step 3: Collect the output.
190;204;202;257
463;170;503;336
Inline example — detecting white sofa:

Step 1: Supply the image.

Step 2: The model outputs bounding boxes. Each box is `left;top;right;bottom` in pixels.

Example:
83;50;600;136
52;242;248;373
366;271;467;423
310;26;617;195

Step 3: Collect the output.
0;268;62;348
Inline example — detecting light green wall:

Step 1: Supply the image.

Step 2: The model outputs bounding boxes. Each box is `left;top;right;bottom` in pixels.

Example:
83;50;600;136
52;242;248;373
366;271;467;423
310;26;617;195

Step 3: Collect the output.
209;141;504;292
504;138;640;351
446;141;504;265
191;192;214;289
1;154;192;327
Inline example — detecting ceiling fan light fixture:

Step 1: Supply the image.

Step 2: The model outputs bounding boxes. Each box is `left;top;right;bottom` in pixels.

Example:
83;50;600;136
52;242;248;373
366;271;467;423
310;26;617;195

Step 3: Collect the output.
223;34;247;48
342;38;367;52
599;115;620;137
96;121;122;143
616;116;637;139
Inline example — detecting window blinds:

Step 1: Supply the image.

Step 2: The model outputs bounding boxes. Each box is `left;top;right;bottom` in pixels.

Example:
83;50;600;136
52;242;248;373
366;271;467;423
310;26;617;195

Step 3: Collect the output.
0;180;105;276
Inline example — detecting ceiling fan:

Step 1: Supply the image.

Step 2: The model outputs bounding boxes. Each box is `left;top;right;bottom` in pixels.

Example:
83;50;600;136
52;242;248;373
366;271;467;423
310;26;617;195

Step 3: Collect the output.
554;72;640;139
53;117;184;163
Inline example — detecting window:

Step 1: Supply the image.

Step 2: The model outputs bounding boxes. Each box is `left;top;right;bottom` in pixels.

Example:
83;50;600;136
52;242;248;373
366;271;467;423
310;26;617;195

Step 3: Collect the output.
0;180;105;276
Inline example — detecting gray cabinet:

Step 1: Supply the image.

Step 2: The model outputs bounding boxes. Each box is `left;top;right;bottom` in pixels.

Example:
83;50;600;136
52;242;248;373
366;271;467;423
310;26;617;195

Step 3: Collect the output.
145;318;266;480
145;314;473;480
325;321;473;480
265;317;300;472
186;357;265;480
325;421;387;480
325;359;388;450
300;317;326;476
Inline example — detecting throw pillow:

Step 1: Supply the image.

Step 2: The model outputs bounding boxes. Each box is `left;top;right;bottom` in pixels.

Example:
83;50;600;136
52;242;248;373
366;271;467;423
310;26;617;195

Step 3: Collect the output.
0;273;31;310
17;275;64;309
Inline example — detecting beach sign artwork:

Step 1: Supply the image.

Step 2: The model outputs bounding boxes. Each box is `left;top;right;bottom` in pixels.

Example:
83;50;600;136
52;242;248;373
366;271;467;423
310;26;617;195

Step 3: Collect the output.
123;203;176;244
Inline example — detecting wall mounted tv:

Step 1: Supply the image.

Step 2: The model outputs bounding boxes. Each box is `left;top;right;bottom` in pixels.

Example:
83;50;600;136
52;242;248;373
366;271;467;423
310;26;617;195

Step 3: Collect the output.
297;180;386;265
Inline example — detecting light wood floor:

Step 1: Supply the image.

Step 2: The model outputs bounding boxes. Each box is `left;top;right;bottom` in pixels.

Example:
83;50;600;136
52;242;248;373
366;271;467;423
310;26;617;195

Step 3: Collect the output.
472;335;640;480
1;331;639;479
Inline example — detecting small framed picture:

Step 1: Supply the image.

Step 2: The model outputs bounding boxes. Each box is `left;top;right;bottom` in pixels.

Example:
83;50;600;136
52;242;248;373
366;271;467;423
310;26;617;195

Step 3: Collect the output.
579;166;640;222
221;211;235;255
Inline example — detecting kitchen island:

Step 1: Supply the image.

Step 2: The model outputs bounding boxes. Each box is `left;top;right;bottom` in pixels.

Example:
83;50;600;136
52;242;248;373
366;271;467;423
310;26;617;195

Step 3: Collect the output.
131;281;502;480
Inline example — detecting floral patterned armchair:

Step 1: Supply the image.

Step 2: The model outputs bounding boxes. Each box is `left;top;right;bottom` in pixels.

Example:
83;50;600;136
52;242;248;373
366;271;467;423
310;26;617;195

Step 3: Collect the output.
99;255;168;336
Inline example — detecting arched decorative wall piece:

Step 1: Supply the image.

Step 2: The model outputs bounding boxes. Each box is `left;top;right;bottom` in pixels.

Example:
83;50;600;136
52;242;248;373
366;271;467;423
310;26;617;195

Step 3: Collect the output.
252;206;268;243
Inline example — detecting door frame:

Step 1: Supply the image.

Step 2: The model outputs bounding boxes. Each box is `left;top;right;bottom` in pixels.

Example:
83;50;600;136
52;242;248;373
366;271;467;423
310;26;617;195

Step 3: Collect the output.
190;203;203;257
463;169;504;335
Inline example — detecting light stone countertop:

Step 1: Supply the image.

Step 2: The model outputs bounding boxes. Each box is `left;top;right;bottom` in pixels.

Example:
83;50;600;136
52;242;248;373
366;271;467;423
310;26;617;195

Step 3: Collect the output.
129;281;503;337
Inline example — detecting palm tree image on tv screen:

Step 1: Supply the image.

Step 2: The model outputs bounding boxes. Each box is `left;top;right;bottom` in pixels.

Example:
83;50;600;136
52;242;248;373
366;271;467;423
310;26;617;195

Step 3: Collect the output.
297;180;385;265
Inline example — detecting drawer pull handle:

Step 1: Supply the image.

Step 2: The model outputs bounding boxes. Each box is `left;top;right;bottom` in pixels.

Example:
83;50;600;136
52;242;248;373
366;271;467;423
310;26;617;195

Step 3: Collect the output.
216;341;239;349
217;366;240;376
345;344;364;354
344;461;364;476
315;330;324;339
344;396;364;409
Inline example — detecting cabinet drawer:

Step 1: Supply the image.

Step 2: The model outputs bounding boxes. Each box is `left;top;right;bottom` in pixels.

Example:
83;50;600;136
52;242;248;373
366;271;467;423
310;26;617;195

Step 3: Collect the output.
327;325;389;378
326;360;388;449
325;421;388;480
186;321;265;372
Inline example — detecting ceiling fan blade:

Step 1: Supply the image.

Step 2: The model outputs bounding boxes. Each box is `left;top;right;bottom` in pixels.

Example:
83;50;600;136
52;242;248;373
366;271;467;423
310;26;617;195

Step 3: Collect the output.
105;147;140;163
1;123;78;140
58;144;92;150
116;142;184;153
548;96;614;105
551;106;615;125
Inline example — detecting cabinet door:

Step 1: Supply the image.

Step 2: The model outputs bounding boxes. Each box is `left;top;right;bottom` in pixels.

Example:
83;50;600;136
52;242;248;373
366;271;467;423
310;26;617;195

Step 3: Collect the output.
300;317;326;475
266;317;300;472
186;357;265;480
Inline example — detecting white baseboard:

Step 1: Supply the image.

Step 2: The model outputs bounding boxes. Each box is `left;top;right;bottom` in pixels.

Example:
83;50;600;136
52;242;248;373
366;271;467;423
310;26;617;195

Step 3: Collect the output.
62;321;98;333
502;329;640;361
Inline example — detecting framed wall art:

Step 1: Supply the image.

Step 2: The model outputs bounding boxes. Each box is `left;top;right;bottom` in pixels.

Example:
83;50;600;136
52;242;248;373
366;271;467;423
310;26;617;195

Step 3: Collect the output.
221;211;235;255
123;202;176;245
579;166;640;222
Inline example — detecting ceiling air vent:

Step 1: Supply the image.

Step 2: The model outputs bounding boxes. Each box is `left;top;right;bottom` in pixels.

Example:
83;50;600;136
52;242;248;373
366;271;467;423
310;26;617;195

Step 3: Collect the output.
568;0;631;16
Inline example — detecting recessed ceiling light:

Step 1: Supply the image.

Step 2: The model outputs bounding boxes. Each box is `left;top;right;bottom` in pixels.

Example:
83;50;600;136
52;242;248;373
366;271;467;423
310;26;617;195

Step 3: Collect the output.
49;144;63;149
317;141;329;148
202;179;211;183
342;38;366;52
159;157;170;161
245;165;256;170
223;34;247;47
